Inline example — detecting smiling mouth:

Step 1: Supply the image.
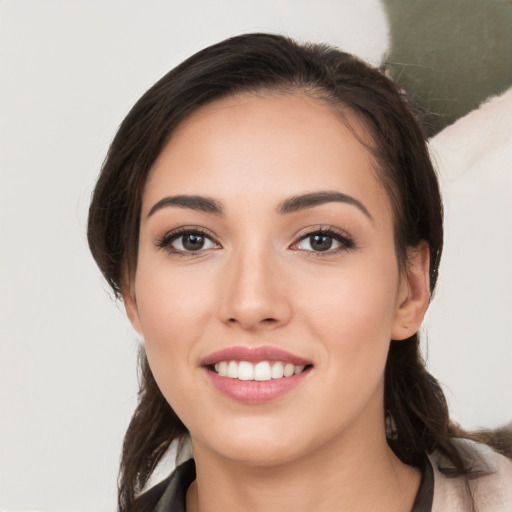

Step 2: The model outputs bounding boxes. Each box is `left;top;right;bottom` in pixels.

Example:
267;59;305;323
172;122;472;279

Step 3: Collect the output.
203;348;313;403
209;361;312;381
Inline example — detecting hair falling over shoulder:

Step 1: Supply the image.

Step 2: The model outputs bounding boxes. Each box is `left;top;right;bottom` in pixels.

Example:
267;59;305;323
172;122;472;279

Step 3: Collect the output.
87;33;511;512
118;349;188;511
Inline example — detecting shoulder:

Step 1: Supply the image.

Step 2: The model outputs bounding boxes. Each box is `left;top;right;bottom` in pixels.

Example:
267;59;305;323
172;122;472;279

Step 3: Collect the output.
130;475;174;512
429;438;512;512
131;459;196;512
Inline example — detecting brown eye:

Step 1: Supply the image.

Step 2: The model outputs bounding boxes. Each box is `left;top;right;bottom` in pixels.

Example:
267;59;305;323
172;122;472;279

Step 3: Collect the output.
181;233;206;251
309;234;333;251
292;229;355;254
171;232;217;252
157;229;219;254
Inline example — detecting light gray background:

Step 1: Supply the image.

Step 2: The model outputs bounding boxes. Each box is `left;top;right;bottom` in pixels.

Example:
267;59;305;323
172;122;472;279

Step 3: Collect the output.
1;1;510;510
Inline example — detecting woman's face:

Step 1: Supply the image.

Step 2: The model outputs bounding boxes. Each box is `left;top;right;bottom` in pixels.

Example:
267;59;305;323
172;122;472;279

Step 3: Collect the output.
124;93;429;466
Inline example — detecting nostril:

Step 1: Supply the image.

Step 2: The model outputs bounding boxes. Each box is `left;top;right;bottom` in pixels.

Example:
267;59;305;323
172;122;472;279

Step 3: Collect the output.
226;317;277;324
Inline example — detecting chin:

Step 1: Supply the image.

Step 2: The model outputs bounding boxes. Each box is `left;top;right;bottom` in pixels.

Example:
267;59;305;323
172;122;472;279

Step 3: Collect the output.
216;441;306;467
191;420;314;467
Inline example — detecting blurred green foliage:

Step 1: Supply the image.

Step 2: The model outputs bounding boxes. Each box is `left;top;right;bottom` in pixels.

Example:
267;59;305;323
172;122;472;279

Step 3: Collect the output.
383;0;512;136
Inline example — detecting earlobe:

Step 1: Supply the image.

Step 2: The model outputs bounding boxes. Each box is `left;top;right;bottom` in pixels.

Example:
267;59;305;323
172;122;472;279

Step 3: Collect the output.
391;241;431;341
122;284;143;336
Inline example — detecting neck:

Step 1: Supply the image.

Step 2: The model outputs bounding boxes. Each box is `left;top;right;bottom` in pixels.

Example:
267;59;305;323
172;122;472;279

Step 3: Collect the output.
186;425;421;512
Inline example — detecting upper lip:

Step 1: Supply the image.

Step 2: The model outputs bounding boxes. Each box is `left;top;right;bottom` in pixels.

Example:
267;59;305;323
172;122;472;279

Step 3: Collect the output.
202;346;311;366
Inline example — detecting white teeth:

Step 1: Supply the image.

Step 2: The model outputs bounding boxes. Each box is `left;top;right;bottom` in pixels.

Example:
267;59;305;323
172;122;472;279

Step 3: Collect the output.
213;360;307;380
254;361;271;381
294;365;305;375
283;363;295;377
238;361;254;381
218;361;228;377
271;361;284;379
227;361;238;378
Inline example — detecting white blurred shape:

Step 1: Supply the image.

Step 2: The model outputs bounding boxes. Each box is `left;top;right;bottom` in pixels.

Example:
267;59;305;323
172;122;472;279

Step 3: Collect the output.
426;87;512;429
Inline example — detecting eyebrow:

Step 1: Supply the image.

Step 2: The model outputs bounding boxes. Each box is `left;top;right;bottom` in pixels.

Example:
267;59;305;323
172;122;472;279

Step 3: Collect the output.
277;191;373;220
147;190;372;220
148;195;223;217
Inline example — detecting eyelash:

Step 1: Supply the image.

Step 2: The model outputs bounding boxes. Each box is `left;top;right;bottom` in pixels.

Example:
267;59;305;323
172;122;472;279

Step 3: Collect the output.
291;227;356;256
155;227;219;257
155;226;356;256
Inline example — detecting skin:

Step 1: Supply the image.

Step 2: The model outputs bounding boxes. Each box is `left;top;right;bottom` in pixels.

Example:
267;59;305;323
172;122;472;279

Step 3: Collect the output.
123;92;431;512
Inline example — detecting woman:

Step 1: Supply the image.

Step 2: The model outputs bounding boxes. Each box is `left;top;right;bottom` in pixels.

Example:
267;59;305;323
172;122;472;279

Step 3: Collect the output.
87;33;512;512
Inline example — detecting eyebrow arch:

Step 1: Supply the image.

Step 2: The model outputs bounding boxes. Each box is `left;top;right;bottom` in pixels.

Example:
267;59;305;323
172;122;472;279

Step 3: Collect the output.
148;195;224;217
277;191;373;220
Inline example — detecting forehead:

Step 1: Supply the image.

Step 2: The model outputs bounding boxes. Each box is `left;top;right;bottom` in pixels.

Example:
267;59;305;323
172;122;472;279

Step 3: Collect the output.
143;92;390;219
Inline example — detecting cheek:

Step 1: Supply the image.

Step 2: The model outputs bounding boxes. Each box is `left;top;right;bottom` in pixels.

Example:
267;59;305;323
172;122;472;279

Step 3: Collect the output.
298;256;400;382
132;267;212;419
135;261;214;342
299;255;400;335
132;262;220;409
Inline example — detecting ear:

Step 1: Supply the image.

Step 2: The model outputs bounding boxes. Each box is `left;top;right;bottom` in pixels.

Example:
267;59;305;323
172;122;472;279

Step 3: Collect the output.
391;241;431;341
121;278;143;336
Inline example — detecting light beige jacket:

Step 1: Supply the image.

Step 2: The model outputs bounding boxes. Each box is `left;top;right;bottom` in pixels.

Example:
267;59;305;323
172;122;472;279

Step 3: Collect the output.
430;439;512;511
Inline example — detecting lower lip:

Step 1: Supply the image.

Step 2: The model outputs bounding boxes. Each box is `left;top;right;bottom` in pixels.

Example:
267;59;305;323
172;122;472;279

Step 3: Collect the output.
204;368;311;404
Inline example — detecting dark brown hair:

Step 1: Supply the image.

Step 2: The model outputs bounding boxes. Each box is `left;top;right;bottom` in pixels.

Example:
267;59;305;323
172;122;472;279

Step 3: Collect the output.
88;33;494;512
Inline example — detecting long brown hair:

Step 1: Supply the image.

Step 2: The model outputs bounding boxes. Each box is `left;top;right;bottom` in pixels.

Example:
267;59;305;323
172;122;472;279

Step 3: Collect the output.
88;33;502;512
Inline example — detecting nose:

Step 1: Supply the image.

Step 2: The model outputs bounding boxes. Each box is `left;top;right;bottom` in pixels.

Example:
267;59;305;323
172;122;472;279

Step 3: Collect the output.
219;244;292;331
